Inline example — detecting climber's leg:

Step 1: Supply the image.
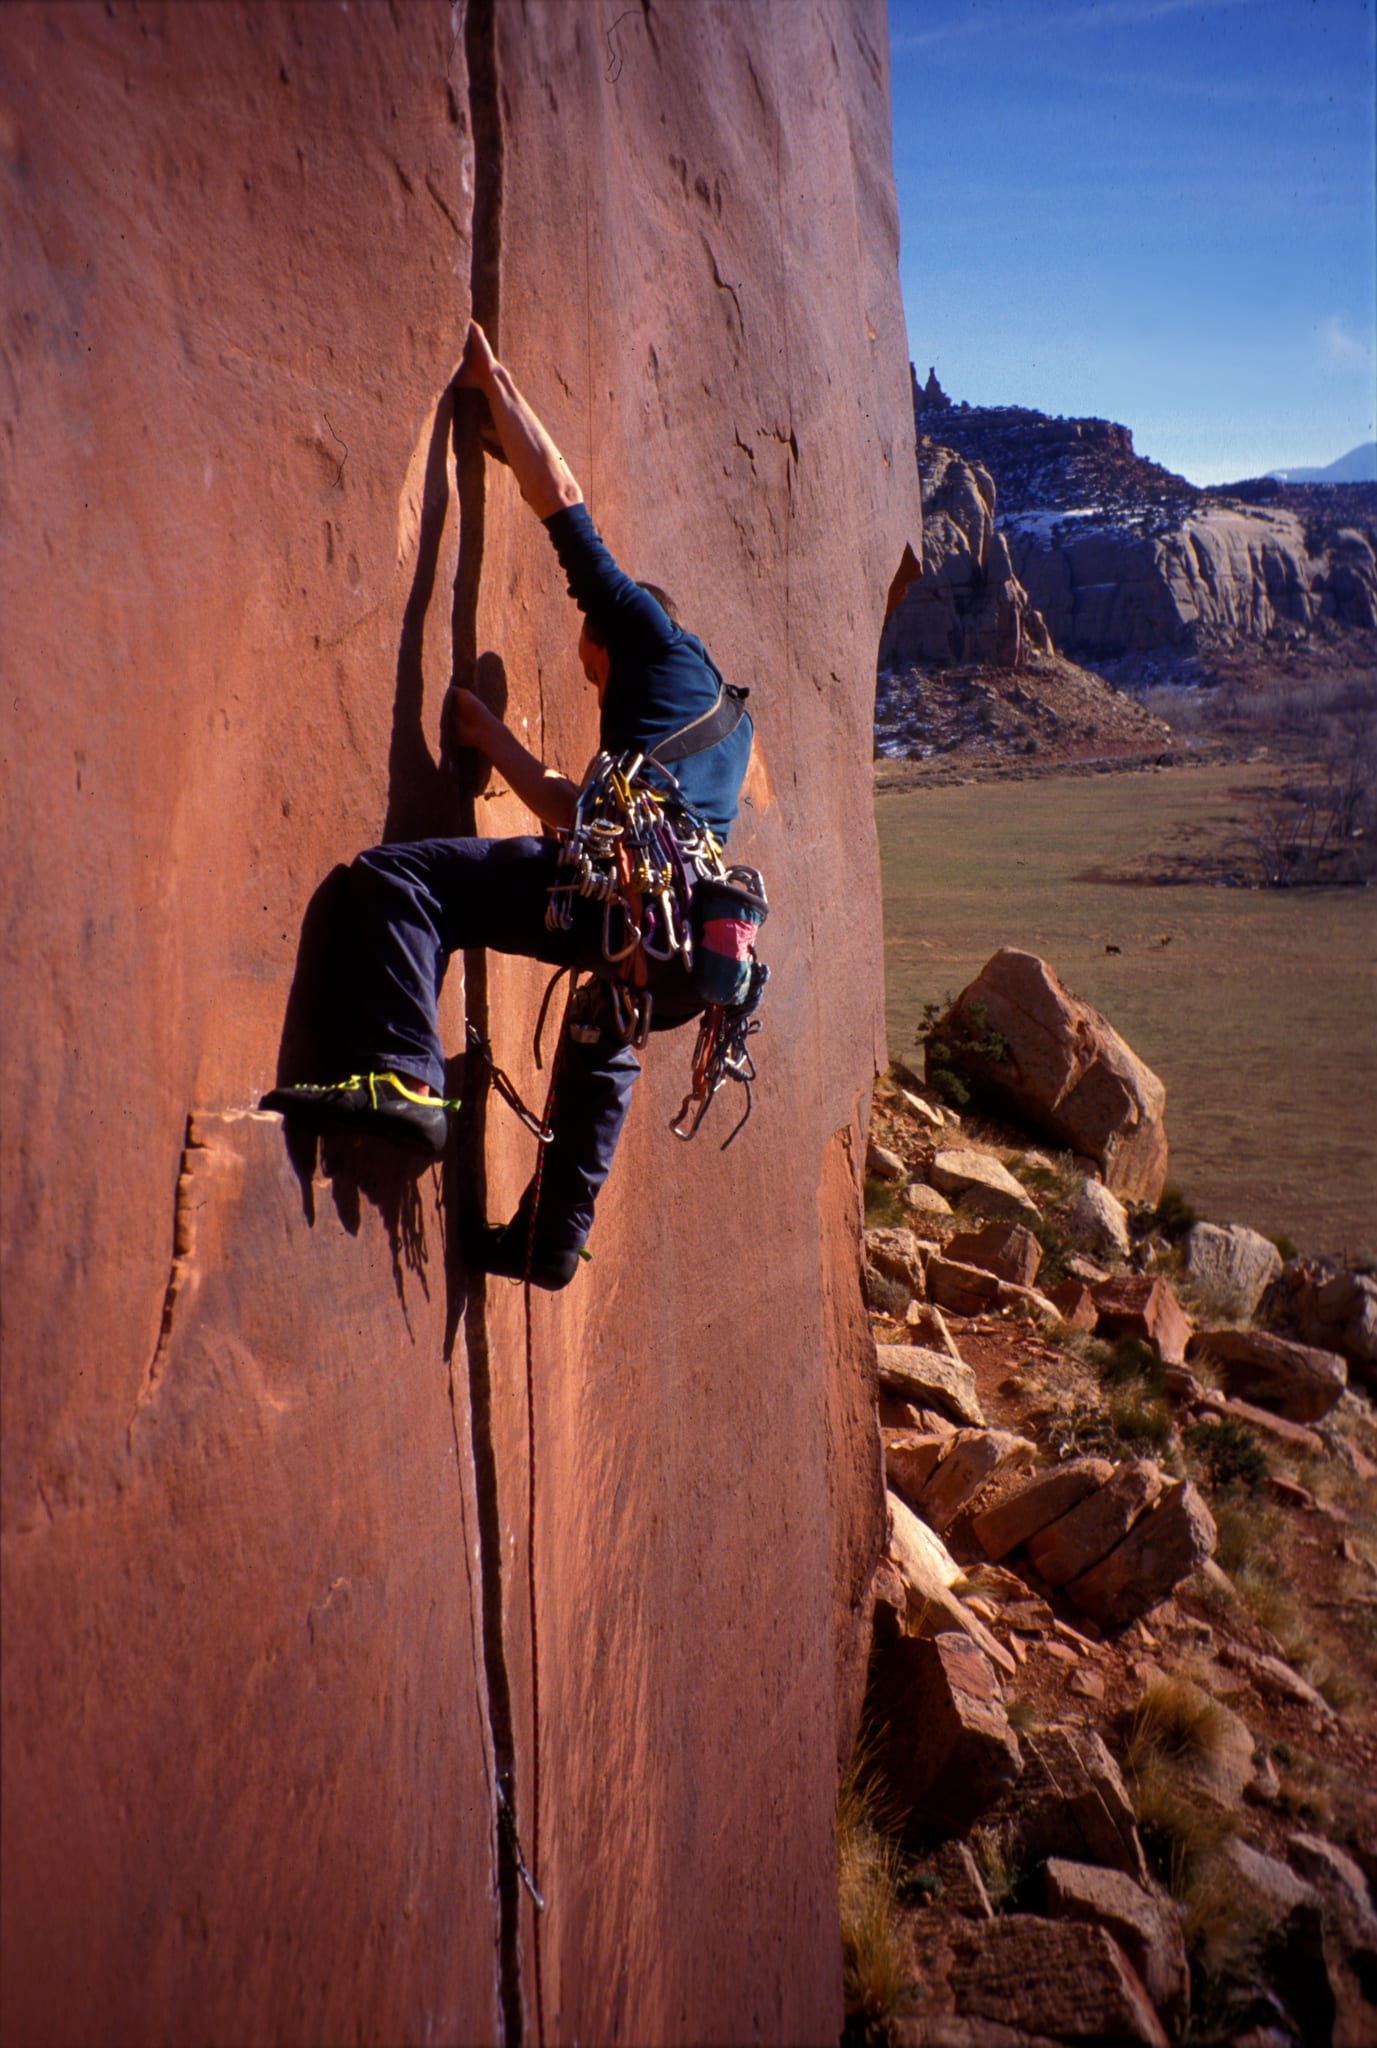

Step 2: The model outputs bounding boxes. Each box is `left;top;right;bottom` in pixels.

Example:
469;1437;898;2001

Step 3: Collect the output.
475;993;642;1289
345;835;572;1090
263;834;576;1149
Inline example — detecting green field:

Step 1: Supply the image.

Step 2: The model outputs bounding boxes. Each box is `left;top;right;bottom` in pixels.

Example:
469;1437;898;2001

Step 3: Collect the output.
877;763;1377;1260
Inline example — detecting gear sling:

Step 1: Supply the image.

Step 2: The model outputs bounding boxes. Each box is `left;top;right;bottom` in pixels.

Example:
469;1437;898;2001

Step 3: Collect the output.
543;680;769;1146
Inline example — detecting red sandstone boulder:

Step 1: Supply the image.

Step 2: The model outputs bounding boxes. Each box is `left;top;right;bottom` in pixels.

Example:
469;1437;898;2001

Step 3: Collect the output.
1017;1727;1150;1884
1043;1860;1190;2039
926;952;1168;1202
1094;1275;1193;1365
1062;1480;1217;1627
971;1458;1114;1563
865;1631;1022;1838
945;1221;1043;1287
1049;1279;1100;1330
1189;1328;1347;1422
948;1918;1169;2047
1025;1461;1165;1589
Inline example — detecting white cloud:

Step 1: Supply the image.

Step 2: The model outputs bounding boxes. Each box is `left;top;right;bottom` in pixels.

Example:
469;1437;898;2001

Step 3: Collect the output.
1320;317;1377;371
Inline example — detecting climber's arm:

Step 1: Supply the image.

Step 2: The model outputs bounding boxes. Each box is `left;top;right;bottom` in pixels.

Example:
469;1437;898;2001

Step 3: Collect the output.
454;321;582;522
446;686;578;832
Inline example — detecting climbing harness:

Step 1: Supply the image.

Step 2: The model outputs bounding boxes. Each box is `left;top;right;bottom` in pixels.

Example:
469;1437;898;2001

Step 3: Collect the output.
543;690;770;1146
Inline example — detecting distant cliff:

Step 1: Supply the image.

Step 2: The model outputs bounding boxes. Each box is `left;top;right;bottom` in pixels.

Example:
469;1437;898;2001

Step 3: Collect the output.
0;6;919;2044
908;377;1377;662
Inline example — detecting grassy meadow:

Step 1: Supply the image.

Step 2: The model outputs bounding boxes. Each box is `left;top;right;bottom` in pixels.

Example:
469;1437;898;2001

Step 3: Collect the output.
876;762;1377;1259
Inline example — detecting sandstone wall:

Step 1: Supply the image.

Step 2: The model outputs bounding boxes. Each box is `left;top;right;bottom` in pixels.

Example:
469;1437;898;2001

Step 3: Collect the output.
0;4;919;2044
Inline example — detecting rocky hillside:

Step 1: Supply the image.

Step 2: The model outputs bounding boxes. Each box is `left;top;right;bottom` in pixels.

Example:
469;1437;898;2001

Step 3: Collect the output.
911;370;1377;664
844;949;1377;2047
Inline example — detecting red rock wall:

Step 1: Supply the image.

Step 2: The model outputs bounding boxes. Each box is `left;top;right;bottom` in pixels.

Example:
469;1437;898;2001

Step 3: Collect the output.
1;4;918;2042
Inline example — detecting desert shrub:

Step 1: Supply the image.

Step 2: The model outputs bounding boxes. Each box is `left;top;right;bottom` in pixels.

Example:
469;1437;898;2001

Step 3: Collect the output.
1184;1418;1268;1496
915;997;1010;1109
1100;1333;1165;1395
1109;1393;1175;1456
864;1176;907;1230
1151;1187;1197;1240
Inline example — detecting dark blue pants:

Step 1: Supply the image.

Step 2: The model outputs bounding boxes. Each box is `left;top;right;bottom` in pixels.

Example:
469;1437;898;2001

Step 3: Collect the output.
348;836;697;1252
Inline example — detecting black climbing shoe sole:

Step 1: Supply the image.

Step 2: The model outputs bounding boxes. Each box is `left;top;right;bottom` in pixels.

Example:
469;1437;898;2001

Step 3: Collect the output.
471;1224;582;1291
261;1074;450;1157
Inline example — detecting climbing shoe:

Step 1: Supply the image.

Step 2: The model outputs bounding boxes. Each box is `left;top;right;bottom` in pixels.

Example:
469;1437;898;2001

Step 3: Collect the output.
471;1222;585;1292
260;1072;452;1156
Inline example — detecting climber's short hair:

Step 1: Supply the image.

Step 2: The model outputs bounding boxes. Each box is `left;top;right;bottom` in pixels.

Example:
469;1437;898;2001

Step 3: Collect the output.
582;581;681;650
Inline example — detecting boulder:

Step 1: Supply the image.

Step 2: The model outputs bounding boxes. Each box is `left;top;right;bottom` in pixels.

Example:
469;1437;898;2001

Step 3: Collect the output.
1286;1831;1377;1948
915;1430;1039;1535
1218;1840;1335;2043
929;1149;1041;1221
867;1140;907;1183
927;1256;1004;1317
865;1227;927;1297
1191;1392;1327;1457
1025;1461;1165;1589
1067;1179;1132;1259
1049;1280;1100;1331
1062;1480;1216;1627
1184;1223;1282;1318
1017;1727;1150;1884
885;1494;1016;1675
925;951;1168;1202
948;1917;1168;2048
884;1430;952;1506
875;1344;986;1427
1043;1859;1190;2039
933;1839;997;1922
1307;1272;1377;1383
903;1182;956;1221
865;1630;1022;1837
1220;1643;1336;1719
945;1221;1043;1287
971;1458;1115;1563
1190;1328;1347;1423
1094;1275;1193;1366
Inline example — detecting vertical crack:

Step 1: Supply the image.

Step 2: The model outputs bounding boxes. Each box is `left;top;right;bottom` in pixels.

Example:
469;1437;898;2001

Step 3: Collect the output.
444;2;526;2043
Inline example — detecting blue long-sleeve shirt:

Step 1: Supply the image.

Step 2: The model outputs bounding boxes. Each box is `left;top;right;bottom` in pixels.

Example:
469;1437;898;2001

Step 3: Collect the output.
544;503;753;842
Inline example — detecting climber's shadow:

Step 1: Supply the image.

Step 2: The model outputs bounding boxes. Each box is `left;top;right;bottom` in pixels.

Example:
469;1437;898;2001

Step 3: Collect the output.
267;379;507;1325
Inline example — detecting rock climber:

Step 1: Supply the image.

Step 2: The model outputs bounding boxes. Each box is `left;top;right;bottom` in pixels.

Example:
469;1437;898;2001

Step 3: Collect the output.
263;320;756;1288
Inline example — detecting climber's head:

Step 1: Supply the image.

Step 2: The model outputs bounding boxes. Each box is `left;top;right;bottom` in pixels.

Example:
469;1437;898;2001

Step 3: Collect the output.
579;582;681;703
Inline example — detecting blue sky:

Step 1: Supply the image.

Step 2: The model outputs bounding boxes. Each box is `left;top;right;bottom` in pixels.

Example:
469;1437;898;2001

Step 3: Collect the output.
887;0;1377;483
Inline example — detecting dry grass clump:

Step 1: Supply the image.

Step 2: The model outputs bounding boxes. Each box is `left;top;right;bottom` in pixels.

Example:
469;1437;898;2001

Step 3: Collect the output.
837;1756;914;2035
1121;1677;1239;1903
1124;1674;1231;1778
969;1821;1025;1911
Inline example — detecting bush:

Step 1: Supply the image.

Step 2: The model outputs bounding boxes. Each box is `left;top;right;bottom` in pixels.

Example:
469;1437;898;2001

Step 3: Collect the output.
1184;1418;1268;1496
1151;1187;1197;1239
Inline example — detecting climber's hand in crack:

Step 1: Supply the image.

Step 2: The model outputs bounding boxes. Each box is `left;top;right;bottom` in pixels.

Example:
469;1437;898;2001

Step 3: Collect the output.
453;318;498;392
450;319;583;522
442;685;579;834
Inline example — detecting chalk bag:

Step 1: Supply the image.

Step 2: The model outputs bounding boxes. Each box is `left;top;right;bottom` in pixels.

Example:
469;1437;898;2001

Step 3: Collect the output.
691;866;768;1009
